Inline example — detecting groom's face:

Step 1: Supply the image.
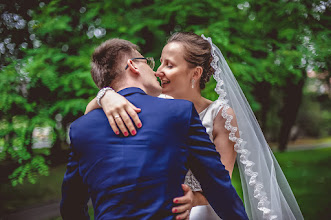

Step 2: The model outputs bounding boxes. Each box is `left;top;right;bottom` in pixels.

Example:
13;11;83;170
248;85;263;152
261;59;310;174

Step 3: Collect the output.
133;51;162;97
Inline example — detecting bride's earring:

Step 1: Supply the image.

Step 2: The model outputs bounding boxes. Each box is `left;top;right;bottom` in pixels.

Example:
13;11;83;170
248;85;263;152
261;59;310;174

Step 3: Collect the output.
191;79;195;89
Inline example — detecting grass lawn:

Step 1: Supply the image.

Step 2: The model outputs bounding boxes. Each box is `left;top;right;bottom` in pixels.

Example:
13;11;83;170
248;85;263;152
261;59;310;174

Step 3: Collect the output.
0;164;66;215
231;147;331;220
1;147;330;220
272;147;331;220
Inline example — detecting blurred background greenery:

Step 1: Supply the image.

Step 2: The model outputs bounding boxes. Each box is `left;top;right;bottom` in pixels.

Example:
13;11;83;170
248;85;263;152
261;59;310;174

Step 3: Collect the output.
0;0;330;219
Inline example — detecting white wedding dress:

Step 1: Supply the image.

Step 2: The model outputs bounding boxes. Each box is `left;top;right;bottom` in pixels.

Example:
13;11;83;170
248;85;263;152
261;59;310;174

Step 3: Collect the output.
185;99;226;220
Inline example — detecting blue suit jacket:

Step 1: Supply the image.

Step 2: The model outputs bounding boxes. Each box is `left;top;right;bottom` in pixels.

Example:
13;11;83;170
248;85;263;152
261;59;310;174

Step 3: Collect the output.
60;87;248;220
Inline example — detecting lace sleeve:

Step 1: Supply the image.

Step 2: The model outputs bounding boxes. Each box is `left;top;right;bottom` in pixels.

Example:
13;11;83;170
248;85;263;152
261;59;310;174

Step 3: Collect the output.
184;169;202;191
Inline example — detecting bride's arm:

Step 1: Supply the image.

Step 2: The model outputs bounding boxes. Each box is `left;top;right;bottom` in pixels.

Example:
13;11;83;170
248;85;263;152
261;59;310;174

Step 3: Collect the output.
212;107;238;177
172;184;194;219
192;191;208;206
85;97;100;114
85;90;142;136
191;107;238;207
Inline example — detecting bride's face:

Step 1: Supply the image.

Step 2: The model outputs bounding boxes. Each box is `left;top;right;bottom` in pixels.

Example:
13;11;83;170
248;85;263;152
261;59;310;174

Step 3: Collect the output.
156;42;194;99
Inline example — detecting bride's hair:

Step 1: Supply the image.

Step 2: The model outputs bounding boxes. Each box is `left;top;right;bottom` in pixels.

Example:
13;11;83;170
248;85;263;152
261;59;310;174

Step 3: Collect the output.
167;32;214;89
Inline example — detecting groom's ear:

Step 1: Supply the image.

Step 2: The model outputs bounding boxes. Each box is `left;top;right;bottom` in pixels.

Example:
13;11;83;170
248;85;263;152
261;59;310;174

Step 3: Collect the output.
126;59;140;75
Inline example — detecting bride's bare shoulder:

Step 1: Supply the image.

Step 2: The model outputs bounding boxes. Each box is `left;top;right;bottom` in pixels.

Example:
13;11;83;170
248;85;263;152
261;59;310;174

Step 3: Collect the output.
213;105;238;135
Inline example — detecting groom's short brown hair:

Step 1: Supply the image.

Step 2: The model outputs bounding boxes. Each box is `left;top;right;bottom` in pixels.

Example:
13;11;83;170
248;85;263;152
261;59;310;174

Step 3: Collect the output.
91;39;139;89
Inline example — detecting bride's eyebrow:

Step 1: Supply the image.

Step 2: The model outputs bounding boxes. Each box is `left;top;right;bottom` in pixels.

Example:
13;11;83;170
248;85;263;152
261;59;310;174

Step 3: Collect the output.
161;58;173;63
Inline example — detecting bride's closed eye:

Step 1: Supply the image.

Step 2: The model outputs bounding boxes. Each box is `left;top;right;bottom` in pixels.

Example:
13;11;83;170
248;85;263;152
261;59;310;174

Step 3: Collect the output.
165;61;173;69
160;58;173;68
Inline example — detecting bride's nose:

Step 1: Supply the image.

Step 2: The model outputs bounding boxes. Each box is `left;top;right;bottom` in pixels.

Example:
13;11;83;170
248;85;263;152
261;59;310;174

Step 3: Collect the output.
155;71;164;78
156;64;165;76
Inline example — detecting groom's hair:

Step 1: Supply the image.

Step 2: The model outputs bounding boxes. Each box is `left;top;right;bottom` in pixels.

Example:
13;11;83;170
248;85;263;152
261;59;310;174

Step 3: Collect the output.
91;38;139;89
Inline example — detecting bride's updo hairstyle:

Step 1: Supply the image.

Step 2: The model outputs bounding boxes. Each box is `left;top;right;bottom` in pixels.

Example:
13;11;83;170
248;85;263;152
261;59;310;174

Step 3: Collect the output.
167;32;214;90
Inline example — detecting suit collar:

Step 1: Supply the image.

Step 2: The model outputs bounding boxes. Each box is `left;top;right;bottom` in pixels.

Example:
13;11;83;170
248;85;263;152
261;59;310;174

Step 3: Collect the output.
117;87;147;97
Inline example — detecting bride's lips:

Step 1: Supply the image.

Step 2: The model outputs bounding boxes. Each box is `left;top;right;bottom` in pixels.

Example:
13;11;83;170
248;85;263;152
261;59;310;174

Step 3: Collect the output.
161;80;170;88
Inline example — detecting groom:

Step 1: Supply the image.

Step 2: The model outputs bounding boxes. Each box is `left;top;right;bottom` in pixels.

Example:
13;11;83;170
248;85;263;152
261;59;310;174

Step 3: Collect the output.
60;38;248;220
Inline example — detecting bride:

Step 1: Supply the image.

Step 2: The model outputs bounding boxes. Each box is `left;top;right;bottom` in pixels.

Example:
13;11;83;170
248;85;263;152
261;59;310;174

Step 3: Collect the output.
85;32;303;220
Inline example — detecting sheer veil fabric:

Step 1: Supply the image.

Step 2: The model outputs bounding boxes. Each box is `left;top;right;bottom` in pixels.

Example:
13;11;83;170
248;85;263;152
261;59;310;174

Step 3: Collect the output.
201;35;304;220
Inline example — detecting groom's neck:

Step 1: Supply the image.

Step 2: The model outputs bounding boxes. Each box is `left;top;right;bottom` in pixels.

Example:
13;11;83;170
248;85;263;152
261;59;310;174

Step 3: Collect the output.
113;82;146;94
111;77;161;97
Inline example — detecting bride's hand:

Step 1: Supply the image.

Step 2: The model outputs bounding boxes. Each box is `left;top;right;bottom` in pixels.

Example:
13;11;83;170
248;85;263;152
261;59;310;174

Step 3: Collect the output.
172;184;194;220
101;90;142;136
85;90;142;136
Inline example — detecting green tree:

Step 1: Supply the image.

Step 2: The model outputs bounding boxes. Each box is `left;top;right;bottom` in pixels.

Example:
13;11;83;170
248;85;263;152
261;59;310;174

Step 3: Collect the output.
1;0;330;185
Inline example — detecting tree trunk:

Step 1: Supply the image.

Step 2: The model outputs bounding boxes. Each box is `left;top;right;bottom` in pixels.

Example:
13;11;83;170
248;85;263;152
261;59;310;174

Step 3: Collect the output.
24;122;34;155
49;127;68;165
278;73;305;152
254;81;271;133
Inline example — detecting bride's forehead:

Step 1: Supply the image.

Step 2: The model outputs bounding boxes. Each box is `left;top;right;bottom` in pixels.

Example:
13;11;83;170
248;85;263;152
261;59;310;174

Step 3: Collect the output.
162;42;185;58
164;42;184;52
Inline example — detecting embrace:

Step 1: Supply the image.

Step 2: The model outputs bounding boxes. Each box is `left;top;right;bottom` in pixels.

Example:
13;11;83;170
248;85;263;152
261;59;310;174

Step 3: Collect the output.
60;32;303;220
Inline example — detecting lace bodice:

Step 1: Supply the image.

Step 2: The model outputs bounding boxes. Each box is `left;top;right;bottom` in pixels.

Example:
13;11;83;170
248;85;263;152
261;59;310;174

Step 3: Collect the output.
184;100;226;191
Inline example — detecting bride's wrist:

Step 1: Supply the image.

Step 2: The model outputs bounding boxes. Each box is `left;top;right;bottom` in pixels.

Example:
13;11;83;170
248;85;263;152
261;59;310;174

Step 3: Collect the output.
100;89;118;107
85;98;100;114
193;191;208;206
96;87;115;107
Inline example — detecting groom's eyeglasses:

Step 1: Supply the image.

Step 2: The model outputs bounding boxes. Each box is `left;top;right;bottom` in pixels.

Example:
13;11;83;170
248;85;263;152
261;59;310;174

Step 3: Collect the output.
125;57;155;70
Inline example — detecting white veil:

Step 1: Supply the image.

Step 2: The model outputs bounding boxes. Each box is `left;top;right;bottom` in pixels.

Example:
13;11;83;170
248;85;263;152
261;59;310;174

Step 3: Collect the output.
201;35;304;220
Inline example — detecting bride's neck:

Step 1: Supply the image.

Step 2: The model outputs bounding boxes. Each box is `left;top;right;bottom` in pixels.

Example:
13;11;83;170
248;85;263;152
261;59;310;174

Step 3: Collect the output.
182;91;212;114
194;97;213;114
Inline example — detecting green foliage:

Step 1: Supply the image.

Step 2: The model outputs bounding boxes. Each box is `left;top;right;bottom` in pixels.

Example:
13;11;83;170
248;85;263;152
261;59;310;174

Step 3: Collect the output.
9;156;49;186
1;0;330;185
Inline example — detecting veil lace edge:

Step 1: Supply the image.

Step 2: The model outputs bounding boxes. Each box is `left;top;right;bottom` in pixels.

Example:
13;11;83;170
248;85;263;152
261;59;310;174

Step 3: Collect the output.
201;34;277;220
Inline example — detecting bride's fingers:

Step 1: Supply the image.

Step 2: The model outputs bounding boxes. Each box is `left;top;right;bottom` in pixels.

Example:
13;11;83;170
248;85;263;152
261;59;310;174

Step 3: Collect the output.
118;109;136;136
173;184;193;205
112;114;129;137
129;102;141;113
172;203;191;214
127;103;142;129
181;184;191;193
106;113;120;135
172;192;193;219
173;209;190;220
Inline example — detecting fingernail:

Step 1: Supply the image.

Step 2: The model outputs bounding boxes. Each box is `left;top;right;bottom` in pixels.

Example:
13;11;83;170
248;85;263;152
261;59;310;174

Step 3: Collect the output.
174;199;178;203
173;209;177;213
115;131;119;135
137;123;142;128
132;130;136;135
177;217;181;220
124;132;128;136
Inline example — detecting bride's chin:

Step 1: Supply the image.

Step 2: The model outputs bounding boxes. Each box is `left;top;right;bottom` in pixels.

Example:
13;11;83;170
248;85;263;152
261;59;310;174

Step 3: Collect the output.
161;89;172;96
161;83;169;90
